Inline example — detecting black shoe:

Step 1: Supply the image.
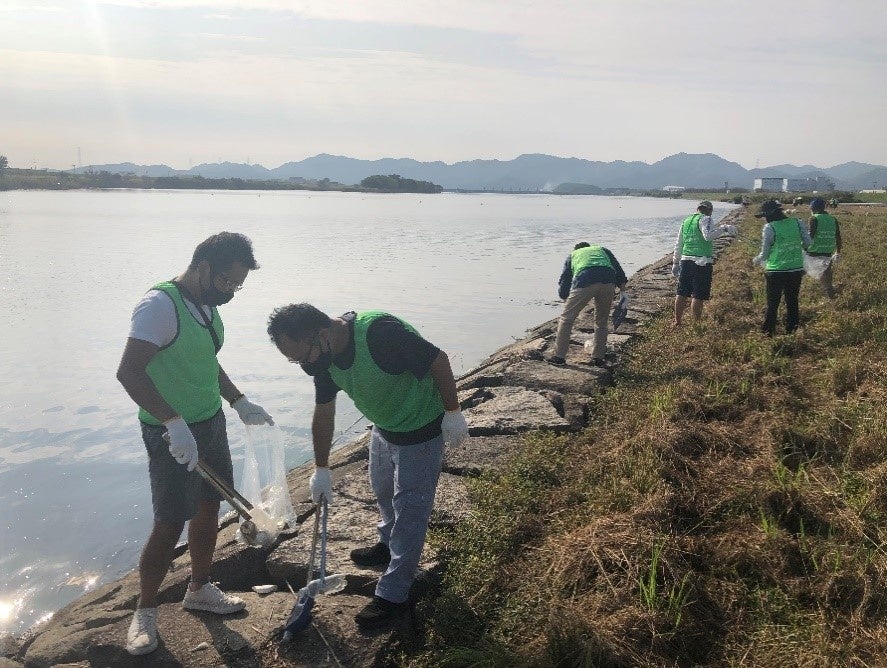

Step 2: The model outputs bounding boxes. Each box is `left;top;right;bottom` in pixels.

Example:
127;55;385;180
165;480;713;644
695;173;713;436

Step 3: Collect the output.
591;357;607;368
547;355;566;366
350;542;390;568
355;595;408;629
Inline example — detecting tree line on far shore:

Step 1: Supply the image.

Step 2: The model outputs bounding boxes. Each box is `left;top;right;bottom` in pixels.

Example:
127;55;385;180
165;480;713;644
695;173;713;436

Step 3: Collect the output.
359;174;442;193
0;156;443;194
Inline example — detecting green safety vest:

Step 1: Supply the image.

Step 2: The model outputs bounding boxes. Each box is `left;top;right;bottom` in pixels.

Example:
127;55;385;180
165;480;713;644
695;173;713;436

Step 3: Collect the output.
766;218;804;272
138;282;224;425
570;245;614;275
328;311;444;433
808;213;837;254
680;213;713;257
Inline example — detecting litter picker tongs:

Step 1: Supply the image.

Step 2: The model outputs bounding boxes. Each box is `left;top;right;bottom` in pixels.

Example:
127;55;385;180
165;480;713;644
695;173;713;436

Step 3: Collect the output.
282;496;344;641
195;459;280;547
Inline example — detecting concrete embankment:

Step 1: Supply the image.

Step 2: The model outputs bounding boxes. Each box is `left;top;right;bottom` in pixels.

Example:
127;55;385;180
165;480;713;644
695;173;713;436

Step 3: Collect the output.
3;209;742;667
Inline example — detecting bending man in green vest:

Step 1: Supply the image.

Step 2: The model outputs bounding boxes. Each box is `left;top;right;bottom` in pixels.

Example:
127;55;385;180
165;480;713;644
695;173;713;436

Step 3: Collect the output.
752;200;812;335
671;200;737;326
549;242;628;367
267;304;468;629
117;232;273;656
807;197;842;299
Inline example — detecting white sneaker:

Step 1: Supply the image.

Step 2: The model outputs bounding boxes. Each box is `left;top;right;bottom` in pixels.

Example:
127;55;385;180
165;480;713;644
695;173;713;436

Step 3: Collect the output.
126;607;158;655
182;582;245;614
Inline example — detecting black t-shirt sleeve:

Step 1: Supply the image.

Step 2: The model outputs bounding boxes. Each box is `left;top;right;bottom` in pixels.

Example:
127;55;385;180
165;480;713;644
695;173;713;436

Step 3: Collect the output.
313;369;340;404
366;316;440;378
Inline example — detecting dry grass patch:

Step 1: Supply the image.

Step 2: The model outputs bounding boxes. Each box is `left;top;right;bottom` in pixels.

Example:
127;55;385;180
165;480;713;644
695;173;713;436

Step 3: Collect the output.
404;205;887;667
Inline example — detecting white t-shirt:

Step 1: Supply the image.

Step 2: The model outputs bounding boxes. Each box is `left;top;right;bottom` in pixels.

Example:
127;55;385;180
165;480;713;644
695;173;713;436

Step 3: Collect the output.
128;289;213;347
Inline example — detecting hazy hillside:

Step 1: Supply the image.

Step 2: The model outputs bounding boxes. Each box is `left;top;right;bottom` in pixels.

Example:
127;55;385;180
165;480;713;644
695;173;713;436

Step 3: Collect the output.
77;153;887;191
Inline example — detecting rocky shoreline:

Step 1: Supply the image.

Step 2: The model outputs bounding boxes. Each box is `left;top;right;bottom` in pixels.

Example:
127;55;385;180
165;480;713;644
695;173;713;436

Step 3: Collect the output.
1;210;741;667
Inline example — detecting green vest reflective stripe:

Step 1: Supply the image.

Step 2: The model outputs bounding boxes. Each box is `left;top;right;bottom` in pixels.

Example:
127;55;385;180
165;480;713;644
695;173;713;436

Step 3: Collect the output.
808;213;837;254
680;213;713;257
570;245;614;275
138;282;224;425
328;311;444;433
766;218;804;271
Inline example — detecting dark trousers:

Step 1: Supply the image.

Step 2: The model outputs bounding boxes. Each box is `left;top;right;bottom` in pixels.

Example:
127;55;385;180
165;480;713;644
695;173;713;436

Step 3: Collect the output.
763;270;803;336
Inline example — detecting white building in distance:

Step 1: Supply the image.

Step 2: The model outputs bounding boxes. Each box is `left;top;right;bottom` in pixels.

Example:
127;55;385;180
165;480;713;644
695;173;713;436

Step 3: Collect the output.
754;177;785;192
754;176;834;192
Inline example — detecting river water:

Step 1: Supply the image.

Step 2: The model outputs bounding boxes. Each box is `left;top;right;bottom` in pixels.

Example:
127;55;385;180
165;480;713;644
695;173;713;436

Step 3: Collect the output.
0;189;736;632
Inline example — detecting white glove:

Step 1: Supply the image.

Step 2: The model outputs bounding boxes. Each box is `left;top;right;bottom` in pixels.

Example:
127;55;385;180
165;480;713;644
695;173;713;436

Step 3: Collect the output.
441;410;469;448
724;224;738;235
164;417;198;472
671;264;680;278
752;255;764;267
310;467;332;504
231;396;274;426
618;293;630;308
830;252;840;265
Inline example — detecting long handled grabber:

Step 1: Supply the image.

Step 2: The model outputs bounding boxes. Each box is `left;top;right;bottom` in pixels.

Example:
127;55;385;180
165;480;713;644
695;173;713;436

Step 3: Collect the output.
611;292;629;329
194;460;280;547
282;497;345;641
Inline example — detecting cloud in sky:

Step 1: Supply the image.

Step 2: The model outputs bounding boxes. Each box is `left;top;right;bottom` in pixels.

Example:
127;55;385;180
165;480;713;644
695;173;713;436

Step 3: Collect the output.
3;0;885;170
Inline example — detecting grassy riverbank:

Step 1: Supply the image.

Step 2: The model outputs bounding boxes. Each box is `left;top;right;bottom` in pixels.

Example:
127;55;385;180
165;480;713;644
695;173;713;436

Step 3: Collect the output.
405;205;886;666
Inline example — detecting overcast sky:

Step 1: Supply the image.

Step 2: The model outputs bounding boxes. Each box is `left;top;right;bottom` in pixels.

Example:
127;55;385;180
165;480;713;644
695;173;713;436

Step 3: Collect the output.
3;0;885;170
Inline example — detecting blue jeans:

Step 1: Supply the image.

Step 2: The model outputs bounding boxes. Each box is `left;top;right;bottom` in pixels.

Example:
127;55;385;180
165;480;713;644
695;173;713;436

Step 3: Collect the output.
369;427;444;604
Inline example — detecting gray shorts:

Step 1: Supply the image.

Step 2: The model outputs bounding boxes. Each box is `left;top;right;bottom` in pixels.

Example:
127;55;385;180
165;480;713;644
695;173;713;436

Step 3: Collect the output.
141;409;233;525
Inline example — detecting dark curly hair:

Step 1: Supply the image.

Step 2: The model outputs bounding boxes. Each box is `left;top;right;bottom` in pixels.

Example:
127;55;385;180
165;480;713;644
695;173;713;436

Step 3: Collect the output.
189;232;258;272
267;303;333;344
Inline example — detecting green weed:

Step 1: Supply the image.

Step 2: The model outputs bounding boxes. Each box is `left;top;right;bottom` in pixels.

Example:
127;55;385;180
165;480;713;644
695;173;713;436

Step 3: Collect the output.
759;510;778;538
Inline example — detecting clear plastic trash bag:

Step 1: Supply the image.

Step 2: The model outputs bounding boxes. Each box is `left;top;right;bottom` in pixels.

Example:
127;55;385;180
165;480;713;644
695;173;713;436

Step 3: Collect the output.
803;253;831;280
238;425;296;541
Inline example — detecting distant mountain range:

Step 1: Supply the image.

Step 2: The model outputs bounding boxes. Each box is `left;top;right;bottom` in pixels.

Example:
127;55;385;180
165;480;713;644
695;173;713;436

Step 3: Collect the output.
75;153;887;192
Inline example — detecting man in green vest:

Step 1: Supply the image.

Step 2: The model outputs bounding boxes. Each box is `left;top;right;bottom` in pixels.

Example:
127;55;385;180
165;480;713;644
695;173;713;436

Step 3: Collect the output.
549;242;628;367
807;197;842;299
671;200;737;326
752;200;812;335
267;304;468;629
117;232;273;656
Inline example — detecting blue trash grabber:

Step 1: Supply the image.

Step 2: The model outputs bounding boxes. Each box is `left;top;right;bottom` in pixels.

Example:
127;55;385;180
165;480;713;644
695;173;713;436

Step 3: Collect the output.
282;497;343;641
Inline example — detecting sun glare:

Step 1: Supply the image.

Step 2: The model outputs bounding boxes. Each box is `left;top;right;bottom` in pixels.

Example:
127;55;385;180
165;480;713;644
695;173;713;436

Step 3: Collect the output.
0;597;21;624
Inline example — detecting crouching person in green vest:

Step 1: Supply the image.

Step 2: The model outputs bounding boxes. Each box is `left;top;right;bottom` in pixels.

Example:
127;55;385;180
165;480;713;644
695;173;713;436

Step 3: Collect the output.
671;200;737;326
752;200;812;336
807;197;842;299
116;232;273;656
267;304;469;628
549;242;628;367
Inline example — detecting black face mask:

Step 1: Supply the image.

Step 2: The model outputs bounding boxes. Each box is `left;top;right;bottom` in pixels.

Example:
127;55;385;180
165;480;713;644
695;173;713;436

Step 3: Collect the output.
200;270;236;306
201;285;234;306
300;337;332;376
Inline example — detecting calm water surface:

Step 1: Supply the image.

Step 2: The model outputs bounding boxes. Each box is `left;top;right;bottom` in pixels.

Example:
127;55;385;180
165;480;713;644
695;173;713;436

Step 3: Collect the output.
0;189;736;632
